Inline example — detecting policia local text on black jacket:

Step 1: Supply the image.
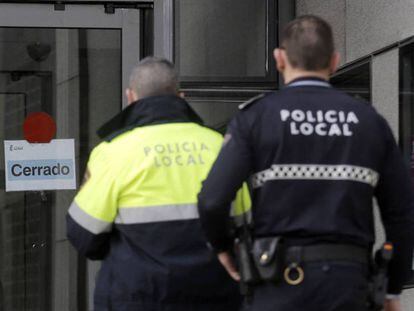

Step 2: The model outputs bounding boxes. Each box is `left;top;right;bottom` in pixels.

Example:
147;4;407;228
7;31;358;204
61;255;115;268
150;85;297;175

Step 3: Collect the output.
198;77;414;296
66;95;241;311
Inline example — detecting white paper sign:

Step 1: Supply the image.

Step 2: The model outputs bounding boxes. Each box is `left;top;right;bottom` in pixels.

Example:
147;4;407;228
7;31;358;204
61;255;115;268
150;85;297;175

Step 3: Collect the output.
4;139;76;192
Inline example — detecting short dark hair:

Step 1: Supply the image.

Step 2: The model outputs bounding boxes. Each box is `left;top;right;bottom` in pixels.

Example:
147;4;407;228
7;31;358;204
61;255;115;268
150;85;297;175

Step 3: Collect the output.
129;57;178;98
280;15;334;71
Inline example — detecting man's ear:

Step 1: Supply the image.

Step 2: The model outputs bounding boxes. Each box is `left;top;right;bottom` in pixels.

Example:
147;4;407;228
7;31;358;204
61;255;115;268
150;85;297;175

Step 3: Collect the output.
329;52;341;75
178;91;185;99
274;48;286;73
125;88;138;105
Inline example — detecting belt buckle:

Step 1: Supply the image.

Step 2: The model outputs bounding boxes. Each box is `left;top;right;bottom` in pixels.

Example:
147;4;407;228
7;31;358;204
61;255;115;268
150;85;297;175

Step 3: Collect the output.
283;262;304;285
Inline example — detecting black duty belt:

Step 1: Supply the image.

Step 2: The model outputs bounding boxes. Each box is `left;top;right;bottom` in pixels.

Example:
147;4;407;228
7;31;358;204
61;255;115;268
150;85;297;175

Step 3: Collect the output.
284;243;370;265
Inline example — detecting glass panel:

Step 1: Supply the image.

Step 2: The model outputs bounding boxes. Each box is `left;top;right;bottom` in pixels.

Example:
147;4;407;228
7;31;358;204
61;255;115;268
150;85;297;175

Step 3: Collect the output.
331;62;371;102
399;42;414;288
175;0;268;80
0;27;121;311
189;100;240;133
141;8;154;58
186;89;268;133
186;90;267;133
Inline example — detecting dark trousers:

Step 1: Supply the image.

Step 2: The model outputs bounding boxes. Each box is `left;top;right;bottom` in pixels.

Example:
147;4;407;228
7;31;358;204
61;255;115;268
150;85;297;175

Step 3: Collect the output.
248;262;370;311
95;298;241;311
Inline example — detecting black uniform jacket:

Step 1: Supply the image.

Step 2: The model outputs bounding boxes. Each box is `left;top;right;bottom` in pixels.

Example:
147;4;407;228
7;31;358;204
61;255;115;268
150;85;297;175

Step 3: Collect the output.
198;77;414;294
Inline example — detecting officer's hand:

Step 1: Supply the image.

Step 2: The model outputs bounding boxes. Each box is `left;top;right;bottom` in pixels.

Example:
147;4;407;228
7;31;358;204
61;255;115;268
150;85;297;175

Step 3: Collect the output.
217;251;240;281
384;298;402;311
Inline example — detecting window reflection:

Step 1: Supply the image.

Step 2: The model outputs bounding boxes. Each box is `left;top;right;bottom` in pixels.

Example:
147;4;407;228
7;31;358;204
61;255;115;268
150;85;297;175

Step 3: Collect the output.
398;42;414;288
185;90;269;133
189;100;240;133
175;0;275;81
331;62;371;102
399;42;414;289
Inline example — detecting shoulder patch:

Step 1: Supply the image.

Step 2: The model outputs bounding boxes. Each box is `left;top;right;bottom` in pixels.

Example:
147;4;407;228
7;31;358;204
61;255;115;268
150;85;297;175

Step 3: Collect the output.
238;93;265;110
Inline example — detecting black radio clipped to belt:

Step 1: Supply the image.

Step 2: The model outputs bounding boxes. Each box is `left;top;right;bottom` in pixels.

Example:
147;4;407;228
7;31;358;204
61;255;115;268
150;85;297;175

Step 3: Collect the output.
252;237;285;282
251;237;306;285
248;237;371;285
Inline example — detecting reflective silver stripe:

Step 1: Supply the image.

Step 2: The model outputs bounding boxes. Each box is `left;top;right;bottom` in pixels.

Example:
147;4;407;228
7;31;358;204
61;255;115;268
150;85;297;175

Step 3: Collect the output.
114;203;199;224
68;201;112;234
287;80;331;88
251;164;379;188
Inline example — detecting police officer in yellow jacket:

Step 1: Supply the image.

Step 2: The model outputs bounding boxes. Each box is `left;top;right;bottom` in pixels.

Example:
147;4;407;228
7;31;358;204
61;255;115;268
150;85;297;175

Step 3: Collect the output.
66;57;245;311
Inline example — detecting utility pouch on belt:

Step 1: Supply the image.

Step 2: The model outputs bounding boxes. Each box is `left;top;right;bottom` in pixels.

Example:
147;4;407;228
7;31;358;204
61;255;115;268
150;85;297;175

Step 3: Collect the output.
252;237;284;282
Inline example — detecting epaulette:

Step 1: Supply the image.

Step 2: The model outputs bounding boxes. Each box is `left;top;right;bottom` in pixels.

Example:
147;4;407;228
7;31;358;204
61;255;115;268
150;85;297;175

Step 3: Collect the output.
238;93;265;110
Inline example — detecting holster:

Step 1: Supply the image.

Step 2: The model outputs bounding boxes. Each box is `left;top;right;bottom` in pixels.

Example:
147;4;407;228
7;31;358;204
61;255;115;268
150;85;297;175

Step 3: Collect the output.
368;272;388;311
234;237;260;285
367;243;393;311
252;237;284;282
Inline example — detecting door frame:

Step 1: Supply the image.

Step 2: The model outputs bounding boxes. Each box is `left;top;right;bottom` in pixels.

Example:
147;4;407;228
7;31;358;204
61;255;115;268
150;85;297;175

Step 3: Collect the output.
0;2;142;108
0;3;144;310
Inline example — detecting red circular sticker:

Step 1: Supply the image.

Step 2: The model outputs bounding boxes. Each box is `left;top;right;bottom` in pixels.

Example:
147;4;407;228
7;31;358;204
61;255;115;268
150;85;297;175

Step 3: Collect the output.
23;112;56;143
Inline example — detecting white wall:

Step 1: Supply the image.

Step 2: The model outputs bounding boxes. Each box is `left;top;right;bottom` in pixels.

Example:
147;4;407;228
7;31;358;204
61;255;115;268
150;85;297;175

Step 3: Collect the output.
346;0;414;61
297;0;414;64
296;0;347;65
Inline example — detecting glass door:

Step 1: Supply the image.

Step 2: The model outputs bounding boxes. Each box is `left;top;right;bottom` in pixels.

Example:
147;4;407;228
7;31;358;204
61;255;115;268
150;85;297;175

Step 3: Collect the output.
0;3;146;310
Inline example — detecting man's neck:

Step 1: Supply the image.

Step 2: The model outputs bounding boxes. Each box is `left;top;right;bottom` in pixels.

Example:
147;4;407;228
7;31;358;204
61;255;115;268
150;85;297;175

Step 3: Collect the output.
283;69;330;85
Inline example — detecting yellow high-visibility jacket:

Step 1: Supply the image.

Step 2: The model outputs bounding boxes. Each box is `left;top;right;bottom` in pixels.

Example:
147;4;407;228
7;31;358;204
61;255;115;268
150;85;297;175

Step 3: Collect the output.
66;95;250;311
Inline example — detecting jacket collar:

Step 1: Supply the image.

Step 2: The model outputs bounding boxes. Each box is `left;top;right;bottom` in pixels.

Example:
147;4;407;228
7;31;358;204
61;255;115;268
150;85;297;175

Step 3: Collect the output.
97;95;203;141
286;76;331;88
287;76;328;84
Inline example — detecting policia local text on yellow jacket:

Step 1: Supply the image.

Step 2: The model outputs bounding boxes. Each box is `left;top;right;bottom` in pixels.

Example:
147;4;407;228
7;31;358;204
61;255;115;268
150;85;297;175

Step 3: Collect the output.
66;95;248;311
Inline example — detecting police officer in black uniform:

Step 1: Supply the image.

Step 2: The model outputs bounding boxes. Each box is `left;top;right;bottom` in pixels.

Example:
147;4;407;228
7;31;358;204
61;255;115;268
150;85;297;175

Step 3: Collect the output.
198;15;414;311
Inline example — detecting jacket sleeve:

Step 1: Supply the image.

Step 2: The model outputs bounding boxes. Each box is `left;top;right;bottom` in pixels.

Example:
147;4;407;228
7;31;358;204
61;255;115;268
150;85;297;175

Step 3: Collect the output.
66;145;119;260
375;117;414;294
231;182;253;227
198;112;253;252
